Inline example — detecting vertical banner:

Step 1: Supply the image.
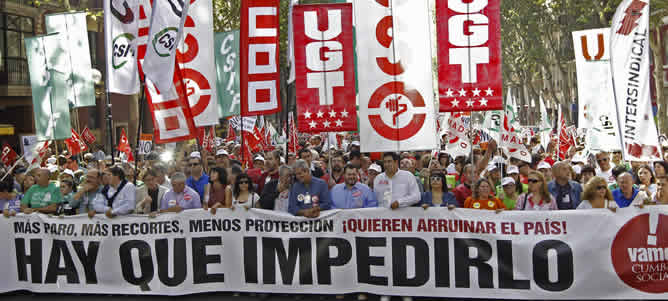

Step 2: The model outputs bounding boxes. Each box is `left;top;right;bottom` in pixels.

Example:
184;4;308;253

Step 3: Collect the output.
137;0;197;143
44;12;96;107
355;0;437;152
214;30;241;118
437;0;502;112
25;34;72;141
104;0;141;95
294;3;357;133
240;0;282;116
178;0;219;126
143;0;190;98
610;0;661;161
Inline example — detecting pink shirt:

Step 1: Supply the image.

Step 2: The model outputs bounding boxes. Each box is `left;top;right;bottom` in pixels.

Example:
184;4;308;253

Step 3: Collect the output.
516;193;558;211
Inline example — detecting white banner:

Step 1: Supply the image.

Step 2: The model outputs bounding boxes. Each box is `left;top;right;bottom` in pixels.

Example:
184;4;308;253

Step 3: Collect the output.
610;0;661;161
20;135;38;165
1;208;668;298
143;0;190;98
178;0;219;126
104;0;141;95
355;0;437;152
445;113;471;158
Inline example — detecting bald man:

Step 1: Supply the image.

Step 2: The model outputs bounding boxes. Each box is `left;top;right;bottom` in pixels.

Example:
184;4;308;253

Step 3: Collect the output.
612;172;648;208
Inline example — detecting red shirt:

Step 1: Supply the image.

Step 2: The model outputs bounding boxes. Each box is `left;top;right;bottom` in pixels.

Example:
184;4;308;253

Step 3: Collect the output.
452;184;472;207
258;170;279;192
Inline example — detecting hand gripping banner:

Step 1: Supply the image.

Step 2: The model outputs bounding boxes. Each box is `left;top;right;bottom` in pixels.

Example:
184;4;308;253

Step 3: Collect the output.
240;0;282;116
355;0;437;152
437;0;503;112
294;3;357;133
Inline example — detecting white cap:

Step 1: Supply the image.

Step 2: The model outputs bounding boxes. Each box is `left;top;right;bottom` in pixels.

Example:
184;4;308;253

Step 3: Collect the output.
507;165;519;174
368;163;382;173
46;157;57;164
351;141;360;146
486;164;498;172
47;164;58;173
538;161;552;170
62;169;75;178
571;153;586;163
573;165;582;175
254;156;265;162
216;149;229;156
492;156;505;164
501;177;516;186
446;164;457;174
190;151;201;159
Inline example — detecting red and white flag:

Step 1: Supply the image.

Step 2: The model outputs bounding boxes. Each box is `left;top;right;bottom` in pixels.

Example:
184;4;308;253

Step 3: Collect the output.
117;128;134;162
137;0;197;144
293;3;357;133
240;0;281;116
610;0;661;161
31;141;51;166
437;0;503;112
198;126;215;153
1;144;18;166
354;0;437;152
445;113;471;158
225;122;236;142
288;112;298;154
177;0;219;126
64;128;88;156
501;114;531;163
80;127;96;145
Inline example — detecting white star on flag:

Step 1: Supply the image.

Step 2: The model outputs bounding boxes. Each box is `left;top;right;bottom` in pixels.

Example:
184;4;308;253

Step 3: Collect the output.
304;110;312;119
479;98;488;106
323;120;331;128
451;99;460;107
445;89;454;97
309;121;317;128
458;89;467;97
329;110;337;118
466;100;475;107
341;109;349;118
335;119;343;127
485;88;494;96
316;111;324;118
472;88;481;96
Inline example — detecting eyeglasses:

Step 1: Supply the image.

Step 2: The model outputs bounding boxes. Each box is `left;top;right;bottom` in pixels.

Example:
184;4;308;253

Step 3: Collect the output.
597;186;607;191
528;179;541;183
238;181;249;184
430;177;442;181
189;163;200;166
597;158;609;163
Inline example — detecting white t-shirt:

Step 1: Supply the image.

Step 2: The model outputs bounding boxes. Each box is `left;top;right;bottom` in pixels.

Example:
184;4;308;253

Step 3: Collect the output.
596;162;617;184
232;192;259;209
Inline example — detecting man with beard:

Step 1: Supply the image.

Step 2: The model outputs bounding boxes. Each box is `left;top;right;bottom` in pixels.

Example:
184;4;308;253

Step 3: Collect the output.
257;150;280;192
331;164;377;209
324;151;346;189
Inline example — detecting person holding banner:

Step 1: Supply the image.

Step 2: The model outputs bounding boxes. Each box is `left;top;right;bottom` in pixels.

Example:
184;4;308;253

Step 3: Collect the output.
1;176;21;217
548;162;583;210
91;166;136;218
497;177;520;210
231;173;259;210
259;165;294;212
516;172;557;211
635;165;657;197
650;176;668;205
288;160;331;218
157;173;202;213
20;168;61;214
373;153;421;210
577;177;615;210
186;153;210;207
71;169;102;215
464;178;506;211
135;169;169;214
420;172;456;209
612;173;649;208
331;164;377;210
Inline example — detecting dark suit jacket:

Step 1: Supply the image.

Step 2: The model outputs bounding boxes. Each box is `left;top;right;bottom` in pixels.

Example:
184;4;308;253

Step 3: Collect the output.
259;179;280;210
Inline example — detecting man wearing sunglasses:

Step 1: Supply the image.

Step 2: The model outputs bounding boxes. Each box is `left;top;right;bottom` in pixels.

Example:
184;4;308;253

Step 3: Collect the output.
186;152;210;208
595;151;616;184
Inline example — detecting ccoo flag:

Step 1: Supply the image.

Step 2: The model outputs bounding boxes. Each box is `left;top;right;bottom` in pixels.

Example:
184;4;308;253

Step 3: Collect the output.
104;0;141;95
143;0;190;99
25;34;72;141
610;0;661;161
45;12;96;107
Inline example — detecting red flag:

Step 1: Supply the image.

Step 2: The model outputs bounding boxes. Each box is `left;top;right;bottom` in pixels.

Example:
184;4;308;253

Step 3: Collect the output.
294;3;357;133
288;112;299;154
136;1;197;144
254;126;267;151
240;0;282;116
241;140;254;169
64;129;88;156
1;143;18;166
557;113;573;160
437;0;503;112
197;127;215;153
243;130;262;153
226;122;236;142
208;127;216;153
81;127;96;145
31;141;51;166
117;128;134;162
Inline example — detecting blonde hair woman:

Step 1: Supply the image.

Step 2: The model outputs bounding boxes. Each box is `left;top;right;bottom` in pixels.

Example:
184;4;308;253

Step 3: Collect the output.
578;176;615;209
516;171;557;210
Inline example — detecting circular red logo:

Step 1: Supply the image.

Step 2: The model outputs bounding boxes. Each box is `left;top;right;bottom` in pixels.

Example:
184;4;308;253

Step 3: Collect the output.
610;213;668;293
367;81;426;141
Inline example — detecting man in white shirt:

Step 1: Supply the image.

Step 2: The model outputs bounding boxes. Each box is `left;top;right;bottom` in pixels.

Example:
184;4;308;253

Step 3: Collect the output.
373;152;421;209
595;151;616;184
90;166;136;218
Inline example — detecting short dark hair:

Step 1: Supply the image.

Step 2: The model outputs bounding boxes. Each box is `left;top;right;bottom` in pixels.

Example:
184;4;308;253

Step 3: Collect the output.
343;164;357;174
382;152;400;162
109;166;126;181
612;165;629;179
298;148;311;157
349;151;361;160
0;175;14;193
580;165;596;175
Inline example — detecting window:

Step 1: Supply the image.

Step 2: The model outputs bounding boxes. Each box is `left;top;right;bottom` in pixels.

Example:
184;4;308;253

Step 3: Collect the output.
0;13;34;85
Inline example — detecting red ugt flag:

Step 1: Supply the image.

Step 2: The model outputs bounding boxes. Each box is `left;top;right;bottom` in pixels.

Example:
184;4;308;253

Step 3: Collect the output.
293;3;357;133
81;127;96;145
1;143;18;166
64;128;88;156
437;0;503;112
117;128;134;162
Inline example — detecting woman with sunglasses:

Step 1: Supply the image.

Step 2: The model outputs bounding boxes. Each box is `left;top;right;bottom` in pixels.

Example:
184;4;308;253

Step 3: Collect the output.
232;173;259;210
516;171;557;210
420;172;457;209
577;176;615;209
464;178;506;211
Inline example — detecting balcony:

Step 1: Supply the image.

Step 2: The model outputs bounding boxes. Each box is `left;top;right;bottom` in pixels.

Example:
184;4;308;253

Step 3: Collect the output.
0;57;29;86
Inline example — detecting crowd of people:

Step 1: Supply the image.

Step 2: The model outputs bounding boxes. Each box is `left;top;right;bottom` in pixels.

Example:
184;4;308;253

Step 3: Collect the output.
2;133;668;299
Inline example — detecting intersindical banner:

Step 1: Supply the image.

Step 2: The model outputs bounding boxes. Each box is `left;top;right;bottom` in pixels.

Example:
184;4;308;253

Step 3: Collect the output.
1;208;667;299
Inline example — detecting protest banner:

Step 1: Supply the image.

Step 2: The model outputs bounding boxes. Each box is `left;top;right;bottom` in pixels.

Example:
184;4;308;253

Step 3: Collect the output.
215;31;241;118
104;0;141;95
0;208;667;299
138;133;153;155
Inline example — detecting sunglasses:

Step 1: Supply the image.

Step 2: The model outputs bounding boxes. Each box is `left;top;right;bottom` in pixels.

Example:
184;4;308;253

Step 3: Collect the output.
238;181;249;184
597;186;607;191
597;158;608;163
430;177;442;181
189;163;200;166
528;179;541;183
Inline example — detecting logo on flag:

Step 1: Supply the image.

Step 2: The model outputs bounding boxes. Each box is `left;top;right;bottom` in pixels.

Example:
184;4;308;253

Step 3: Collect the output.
105;0;141;95
64;129;88;156
1;144;18;166
81;127;97;145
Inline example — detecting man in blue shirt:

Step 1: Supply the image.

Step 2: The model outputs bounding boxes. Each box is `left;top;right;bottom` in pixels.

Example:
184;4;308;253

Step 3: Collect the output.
331;164;377;209
288;159;331;217
612;172;648;207
186;153;209;206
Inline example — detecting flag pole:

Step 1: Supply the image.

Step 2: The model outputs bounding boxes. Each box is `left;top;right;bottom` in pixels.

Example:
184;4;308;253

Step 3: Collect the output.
102;2;115;166
133;83;146;185
0;153;27;182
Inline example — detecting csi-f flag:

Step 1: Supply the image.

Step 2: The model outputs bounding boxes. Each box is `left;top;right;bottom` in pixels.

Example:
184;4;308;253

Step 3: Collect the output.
610;0;661;161
25;34;72;141
214;30;241;118
44;12;96;107
104;0;141;95
143;0;190;98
